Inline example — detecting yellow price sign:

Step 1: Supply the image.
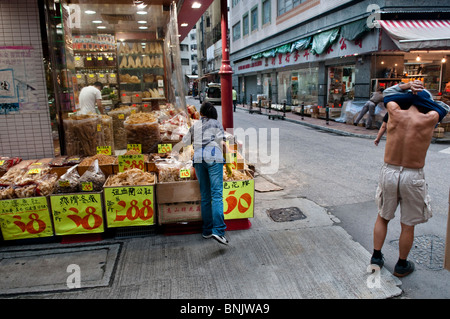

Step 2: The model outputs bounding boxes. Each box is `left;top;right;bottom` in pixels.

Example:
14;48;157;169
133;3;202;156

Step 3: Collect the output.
158;143;172;154
0;197;53;240
0;160;4;165
104;185;155;227
97;124;102;131
118;154;145;172
127;144;142;153
81;182;93;192
118;113;124;119
50;193;104;235
179;169;191;178
97;146;111;155
225;152;238;170
223;179;254;220
28;168;42;175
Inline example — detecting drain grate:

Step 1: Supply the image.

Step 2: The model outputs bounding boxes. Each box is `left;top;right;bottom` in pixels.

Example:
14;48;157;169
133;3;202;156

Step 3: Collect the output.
390;235;445;270
267;207;307;222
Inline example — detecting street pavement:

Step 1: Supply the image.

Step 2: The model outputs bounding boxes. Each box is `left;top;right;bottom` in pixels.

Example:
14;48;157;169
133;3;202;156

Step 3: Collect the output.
1;98;448;302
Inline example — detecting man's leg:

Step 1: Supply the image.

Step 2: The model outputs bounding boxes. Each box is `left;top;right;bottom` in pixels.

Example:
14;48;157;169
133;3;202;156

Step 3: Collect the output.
367;102;376;128
373;214;389;251
399;222;414;260
354;102;370;125
394;222;415;277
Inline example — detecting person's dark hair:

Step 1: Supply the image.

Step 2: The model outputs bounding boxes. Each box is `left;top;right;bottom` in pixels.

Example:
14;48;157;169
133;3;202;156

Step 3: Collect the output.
200;102;218;120
93;82;103;89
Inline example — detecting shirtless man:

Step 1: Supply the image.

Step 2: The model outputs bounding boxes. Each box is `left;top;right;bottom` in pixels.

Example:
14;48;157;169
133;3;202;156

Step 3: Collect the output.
371;80;449;277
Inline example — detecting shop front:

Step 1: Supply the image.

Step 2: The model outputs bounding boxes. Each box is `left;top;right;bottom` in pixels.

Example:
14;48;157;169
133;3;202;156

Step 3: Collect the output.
0;0;252;243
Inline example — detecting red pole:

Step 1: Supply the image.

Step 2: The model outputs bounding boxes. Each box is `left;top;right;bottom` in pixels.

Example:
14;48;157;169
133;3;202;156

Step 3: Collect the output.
219;0;233;131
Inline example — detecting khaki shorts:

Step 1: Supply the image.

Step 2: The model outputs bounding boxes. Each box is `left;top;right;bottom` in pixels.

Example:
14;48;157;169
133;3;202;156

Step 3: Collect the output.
376;163;432;226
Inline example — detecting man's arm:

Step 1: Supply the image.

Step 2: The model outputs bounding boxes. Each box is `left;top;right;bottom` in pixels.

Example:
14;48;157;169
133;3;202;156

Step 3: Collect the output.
96;99;105;114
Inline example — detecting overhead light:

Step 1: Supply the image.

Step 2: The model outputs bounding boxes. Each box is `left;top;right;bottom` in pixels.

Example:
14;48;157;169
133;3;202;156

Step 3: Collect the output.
137;20;147;24
92;20;102;24
136;11;147;15
181;23;188;27
97;26;106;29
139;26;148;29
192;2;201;9
442;57;447;63
85;10;96;14
416;55;421;62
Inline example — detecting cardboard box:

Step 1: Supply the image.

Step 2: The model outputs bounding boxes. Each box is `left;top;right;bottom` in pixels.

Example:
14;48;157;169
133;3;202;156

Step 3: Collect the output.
158;201;202;224
156;179;201;204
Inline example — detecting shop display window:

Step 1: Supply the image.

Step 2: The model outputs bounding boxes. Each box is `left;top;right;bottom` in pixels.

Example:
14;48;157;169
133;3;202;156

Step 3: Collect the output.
328;66;355;107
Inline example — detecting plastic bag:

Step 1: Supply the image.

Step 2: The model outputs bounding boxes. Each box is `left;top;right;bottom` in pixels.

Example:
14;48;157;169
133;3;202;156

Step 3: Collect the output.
0;156;22;173
155;158;195;182
79;159;105;192
36;173;58;196
125;115;161;154
55;165;81;194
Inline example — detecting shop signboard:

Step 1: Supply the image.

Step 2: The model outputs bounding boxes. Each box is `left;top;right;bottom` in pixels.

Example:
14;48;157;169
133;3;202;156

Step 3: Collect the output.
234;31;379;75
0;197;54;240
223;179;254;220
104;184;156;228
50;192;104;235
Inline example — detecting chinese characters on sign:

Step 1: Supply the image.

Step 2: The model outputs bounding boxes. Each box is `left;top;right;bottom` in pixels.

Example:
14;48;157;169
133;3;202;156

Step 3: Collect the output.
50;193;104;235
0;197;53;240
104;185;155;227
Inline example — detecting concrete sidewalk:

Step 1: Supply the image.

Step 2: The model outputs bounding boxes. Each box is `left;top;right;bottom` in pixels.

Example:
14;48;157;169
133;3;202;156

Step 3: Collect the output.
0;175;402;299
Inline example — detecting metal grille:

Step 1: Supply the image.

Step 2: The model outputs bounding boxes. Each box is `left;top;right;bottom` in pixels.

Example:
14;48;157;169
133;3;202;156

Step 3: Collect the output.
267;207;307;222
390;235;445;270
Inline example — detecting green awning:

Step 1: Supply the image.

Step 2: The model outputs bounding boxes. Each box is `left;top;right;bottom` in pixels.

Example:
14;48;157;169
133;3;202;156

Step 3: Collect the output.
290;37;311;52
310;28;340;55
340;19;370;41
262;49;277;58
275;44;291;54
251;53;263;60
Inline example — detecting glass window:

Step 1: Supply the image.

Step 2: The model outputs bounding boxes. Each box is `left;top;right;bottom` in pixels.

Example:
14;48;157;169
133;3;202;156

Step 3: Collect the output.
278;0;305;16
251;6;258;31
262;0;271;25
278;68;318;106
243;13;249;36
232;21;241;41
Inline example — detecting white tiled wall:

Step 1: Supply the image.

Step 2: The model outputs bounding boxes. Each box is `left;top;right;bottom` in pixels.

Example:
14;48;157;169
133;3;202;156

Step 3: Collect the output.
0;0;55;159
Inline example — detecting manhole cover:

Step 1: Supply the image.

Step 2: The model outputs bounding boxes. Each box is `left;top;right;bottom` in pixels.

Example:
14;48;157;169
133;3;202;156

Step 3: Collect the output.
390;235;445;270
267;207;306;222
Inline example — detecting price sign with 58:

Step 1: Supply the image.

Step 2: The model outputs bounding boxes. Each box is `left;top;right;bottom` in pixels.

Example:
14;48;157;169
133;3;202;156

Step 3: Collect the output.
97;146;112;155
0;197;54;240
158;144;172;154
50;193;104;235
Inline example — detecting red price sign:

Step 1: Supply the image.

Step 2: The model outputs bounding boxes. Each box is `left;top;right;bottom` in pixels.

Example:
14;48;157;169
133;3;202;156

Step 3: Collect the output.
50;193;104;235
118;154;145;172
104;185;155;227
223;179;254;220
0;197;53;240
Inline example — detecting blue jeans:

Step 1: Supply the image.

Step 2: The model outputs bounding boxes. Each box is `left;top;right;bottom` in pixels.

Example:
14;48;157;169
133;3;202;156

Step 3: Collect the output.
194;161;226;237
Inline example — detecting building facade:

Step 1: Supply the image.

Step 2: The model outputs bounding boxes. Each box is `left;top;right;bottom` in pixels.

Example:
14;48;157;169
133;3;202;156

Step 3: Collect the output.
229;0;450;110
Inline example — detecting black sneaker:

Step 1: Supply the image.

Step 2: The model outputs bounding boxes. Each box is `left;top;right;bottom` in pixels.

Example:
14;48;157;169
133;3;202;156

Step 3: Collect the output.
212;234;229;245
393;260;415;278
370;253;385;269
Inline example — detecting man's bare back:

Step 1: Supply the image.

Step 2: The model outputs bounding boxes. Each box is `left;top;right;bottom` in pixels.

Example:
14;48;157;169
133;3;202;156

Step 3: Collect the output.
384;102;439;169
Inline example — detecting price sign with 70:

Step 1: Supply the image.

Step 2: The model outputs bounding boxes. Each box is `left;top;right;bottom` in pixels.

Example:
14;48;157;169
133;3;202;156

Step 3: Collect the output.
104;185;155;227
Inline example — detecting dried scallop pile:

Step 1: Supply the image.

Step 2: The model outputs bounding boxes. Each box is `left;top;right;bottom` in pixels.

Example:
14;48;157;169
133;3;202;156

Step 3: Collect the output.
105;169;156;186
223;168;251;182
